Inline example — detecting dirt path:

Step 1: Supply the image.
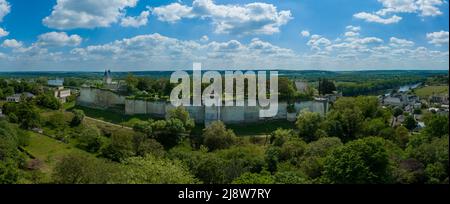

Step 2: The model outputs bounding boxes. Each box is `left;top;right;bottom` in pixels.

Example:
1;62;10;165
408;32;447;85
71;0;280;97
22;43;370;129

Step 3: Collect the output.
85;116;133;130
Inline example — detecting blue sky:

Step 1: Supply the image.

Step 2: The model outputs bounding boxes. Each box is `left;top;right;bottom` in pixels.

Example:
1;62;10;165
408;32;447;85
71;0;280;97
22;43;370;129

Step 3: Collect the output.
0;0;448;71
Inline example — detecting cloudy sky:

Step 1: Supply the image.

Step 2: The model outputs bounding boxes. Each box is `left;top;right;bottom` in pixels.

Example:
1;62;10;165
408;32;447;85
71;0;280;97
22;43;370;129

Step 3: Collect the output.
0;0;448;71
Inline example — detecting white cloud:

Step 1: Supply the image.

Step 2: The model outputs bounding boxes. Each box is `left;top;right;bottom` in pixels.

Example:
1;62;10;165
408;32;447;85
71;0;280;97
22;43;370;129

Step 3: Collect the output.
0;0;10;37
0;27;8;37
416;0;445;16
152;0;292;35
2;39;22;48
120;10;150;27
307;35;332;51
36;32;82;47
376;0;446;16
389;37;415;47
346;25;361;32
376;0;418;15
354;12;402;24
67;33;299;70
345;31;360;37
355;0;445;24
427;31;449;46
301;26;449;70
0;0;10;22
200;35;209;42
152;3;194;22
300;30;310;37
43;0;138;29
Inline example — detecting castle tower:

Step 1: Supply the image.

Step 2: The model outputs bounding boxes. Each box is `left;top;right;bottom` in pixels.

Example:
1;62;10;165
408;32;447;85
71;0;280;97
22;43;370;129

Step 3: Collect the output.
104;69;112;84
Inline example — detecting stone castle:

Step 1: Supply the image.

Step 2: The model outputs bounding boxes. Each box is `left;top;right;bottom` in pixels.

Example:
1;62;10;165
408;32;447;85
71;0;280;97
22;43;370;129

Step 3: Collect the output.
77;71;331;124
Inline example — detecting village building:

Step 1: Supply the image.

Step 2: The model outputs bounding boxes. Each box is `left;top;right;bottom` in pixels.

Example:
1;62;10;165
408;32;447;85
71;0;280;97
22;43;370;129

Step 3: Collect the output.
54;87;72;103
6;92;35;103
47;79;72;103
383;96;403;107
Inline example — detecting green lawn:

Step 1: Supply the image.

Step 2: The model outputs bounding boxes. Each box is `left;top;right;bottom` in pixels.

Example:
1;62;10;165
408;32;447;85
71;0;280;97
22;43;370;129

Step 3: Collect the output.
415;85;449;98
24;132;96;179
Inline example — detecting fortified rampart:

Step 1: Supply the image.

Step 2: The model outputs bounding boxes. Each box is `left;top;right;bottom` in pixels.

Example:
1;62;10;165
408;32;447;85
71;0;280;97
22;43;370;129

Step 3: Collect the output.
77;87;126;109
78;87;329;124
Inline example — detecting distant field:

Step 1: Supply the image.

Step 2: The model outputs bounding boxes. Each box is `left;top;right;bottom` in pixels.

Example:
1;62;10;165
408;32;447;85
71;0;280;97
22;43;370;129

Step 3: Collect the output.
415;86;448;98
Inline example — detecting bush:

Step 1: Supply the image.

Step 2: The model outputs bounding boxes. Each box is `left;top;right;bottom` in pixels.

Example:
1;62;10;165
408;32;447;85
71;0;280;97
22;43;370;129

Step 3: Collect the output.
203;121;236;151
323;137;392;184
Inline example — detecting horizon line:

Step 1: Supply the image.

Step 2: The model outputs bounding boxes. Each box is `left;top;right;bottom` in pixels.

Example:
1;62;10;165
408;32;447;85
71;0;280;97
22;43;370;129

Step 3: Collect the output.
0;69;449;73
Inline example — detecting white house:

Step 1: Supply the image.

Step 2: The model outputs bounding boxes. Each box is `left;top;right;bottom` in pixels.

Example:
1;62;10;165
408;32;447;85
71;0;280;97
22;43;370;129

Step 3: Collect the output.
6;92;35;103
54;87;71;103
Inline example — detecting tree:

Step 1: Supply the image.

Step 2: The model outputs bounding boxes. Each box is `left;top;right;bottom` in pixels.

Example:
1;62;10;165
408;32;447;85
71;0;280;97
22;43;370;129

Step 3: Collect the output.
424;162;447;184
132;133;165;157
101;133;134;162
0;121;29;184
194;153;228;184
265;146;280;173
154;118;186;148
394;126;409;148
274;171;310;184
36;93;61;110
296;110;323;142
203;121;236;151
269;128;296;147
216;145;266;182
232;171;275;184
318;79;336;95
355;96;379;118
361;118;386;136
15;101;41;129
393;107;403;118
76;125;104;153
70;109;85;126
0;160;19;184
137;78;152;91
114;155;198;184
46;111;66;129
407;136;448;174
304;137;343;158
323;137;392;184
299;137;343;179
278;77;297;102
168;106;195;131
326;108;364;142
424;114;448;138
279;137;307;164
403;115;417;131
52;153;116;184
125;73;139;93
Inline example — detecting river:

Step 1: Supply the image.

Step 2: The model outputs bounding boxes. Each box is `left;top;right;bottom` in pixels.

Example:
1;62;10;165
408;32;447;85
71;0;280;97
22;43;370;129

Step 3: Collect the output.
398;83;422;92
384;83;422;96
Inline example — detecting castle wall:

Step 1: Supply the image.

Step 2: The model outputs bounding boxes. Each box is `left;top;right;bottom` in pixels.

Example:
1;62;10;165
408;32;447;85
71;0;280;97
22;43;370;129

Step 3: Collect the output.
77;87;125;109
221;106;245;124
80;87;329;124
